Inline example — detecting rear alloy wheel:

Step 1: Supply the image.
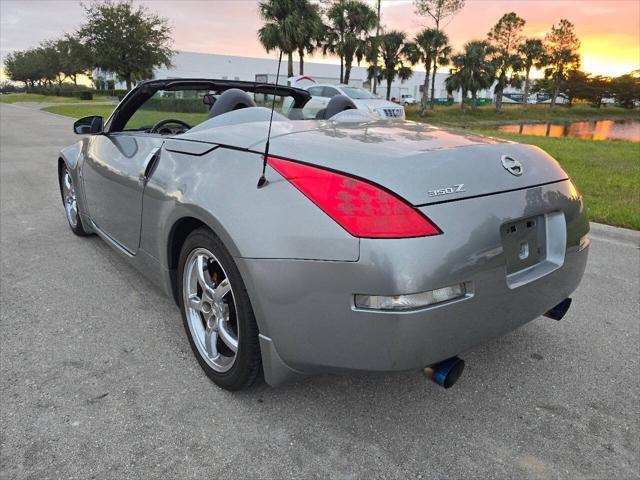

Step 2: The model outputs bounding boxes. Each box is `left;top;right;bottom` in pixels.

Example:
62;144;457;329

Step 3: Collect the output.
178;228;261;390
59;165;89;236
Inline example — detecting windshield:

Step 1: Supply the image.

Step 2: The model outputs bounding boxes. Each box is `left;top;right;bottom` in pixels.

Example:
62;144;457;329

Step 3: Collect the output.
124;90;209;131
340;86;378;100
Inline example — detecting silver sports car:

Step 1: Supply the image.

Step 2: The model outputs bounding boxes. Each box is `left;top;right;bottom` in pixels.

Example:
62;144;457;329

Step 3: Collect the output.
59;79;590;390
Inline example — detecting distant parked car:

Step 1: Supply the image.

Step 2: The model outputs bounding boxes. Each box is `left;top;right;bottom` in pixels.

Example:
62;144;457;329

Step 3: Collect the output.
502;93;524;104
400;94;417;105
536;93;569;105
303;84;405;120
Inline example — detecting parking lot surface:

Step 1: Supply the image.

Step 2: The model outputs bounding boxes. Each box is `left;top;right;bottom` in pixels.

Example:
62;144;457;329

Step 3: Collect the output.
1;103;638;479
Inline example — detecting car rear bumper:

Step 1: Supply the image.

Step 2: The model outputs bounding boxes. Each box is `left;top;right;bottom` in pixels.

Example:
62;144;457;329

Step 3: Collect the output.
236;181;590;386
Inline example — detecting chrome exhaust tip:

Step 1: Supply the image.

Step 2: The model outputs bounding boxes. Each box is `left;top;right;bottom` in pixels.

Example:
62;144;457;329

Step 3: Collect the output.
423;356;465;389
544;297;572;321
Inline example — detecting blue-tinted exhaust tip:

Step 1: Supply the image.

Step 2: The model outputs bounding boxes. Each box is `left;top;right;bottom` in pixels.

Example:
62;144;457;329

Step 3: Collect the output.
423;356;465;389
544;297;572;321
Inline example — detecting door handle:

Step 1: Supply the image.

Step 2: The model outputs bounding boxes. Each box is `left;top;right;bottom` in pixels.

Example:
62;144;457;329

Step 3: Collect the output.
138;147;161;186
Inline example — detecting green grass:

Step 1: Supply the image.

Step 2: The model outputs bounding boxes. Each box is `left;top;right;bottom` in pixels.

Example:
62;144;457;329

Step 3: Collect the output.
0;93;112;104
43;102;640;230
42;104;208;128
43;104;116;117
406;103;640;128
473;130;640;229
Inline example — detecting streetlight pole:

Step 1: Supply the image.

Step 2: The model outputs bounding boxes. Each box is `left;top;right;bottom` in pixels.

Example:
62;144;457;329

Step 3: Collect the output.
372;0;381;95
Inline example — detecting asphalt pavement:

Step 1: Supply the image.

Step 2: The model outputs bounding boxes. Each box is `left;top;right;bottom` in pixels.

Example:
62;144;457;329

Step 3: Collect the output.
1;103;638;479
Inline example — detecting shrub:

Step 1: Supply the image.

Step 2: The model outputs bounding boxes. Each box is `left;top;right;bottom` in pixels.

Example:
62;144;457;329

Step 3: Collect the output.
76;91;93;100
101;89;128;98
26;86;91;98
142;97;208;113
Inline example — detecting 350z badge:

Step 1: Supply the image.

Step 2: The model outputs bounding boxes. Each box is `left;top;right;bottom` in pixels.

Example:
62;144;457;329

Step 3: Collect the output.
427;184;466;197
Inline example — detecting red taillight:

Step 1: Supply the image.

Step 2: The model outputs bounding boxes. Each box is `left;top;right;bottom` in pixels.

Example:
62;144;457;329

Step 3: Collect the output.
268;157;441;238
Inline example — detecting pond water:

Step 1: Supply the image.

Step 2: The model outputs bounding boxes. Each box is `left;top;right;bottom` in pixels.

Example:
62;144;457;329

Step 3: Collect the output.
497;119;640;142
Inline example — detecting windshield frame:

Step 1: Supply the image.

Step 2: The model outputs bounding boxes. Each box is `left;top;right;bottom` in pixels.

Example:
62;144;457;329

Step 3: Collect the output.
105;78;311;133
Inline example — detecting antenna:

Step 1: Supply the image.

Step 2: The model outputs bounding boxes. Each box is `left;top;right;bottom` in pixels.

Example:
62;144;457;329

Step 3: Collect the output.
257;49;284;188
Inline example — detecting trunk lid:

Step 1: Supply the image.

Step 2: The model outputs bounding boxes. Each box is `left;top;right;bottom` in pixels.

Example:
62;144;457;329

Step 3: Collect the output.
264;121;569;206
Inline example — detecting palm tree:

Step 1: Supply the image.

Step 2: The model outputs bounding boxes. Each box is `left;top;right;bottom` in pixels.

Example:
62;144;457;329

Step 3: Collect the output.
294;1;324;75
377;31;413;100
445;41;495;111
365;35;382;89
323;27;343;82
258;0;297;77
429;33;451;109
408;28;439;115
371;0;381;94
518;38;545;106
258;0;322;77
324;0;377;84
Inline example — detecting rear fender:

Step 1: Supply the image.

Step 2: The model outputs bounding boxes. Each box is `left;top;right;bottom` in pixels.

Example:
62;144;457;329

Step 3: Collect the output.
140;145;360;263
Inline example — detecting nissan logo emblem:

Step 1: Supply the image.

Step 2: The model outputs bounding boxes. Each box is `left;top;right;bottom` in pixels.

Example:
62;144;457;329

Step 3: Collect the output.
501;155;523;176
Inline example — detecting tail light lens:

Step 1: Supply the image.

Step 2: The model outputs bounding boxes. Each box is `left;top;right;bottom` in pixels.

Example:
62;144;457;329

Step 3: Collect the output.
268;157;441;238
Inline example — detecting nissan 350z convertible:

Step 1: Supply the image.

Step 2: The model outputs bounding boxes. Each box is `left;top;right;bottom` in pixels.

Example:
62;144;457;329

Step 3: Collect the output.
58;79;590;390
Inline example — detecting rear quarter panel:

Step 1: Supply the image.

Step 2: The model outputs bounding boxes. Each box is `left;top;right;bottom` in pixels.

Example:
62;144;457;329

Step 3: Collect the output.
139;144;360;265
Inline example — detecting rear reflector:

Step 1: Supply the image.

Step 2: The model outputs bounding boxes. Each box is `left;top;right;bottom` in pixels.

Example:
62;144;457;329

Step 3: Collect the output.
268;157;441;238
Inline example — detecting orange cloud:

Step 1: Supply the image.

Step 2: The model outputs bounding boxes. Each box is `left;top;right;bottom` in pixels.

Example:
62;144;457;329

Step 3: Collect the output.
373;0;640;76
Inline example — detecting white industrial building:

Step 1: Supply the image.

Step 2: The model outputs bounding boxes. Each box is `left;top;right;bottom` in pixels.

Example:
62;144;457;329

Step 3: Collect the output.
153;51;467;101
101;51;533;103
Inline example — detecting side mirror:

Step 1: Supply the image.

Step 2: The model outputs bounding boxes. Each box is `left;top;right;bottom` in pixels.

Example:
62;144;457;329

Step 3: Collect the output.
74;115;104;135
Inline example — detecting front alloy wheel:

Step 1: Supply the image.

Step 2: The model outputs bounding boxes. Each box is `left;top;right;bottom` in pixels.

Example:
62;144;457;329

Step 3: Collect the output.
59;165;89;236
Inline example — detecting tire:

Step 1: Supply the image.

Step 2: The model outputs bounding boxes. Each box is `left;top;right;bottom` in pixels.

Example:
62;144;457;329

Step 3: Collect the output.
59;164;90;236
178;227;261;390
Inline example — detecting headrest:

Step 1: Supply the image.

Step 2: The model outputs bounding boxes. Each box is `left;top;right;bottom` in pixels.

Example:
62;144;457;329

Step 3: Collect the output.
324;95;357;119
208;88;257;119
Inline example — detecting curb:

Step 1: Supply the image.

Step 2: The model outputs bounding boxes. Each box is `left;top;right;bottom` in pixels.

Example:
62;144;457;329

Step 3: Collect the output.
589;222;639;246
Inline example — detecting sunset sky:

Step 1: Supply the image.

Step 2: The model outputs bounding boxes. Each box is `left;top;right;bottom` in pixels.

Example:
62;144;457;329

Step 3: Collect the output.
1;0;638;78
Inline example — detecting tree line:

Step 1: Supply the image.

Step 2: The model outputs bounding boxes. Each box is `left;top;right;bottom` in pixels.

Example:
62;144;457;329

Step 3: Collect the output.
258;0;639;110
442;12;638;111
3;37;92;88
256;0;464;104
4;1;173;91
3;0;638;110
443;14;584;112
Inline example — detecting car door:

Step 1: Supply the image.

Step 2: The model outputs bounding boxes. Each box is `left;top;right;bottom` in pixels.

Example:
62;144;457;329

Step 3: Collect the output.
82;132;163;253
